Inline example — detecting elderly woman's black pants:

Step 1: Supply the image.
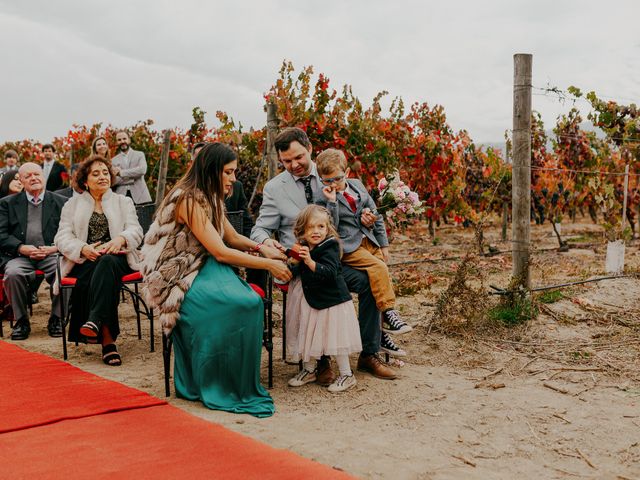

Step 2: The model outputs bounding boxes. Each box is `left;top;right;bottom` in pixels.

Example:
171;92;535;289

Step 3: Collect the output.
67;254;132;343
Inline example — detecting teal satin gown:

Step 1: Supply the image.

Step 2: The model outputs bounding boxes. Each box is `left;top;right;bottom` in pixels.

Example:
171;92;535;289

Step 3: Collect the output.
172;257;275;418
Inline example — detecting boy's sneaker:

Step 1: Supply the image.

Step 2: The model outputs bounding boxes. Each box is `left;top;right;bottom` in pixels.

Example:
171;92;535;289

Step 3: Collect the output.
382;309;412;335
381;332;407;357
288;369;317;387
327;374;357;393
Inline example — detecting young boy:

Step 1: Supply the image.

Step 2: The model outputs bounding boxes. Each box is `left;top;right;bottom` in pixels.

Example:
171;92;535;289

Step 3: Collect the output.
316;149;412;357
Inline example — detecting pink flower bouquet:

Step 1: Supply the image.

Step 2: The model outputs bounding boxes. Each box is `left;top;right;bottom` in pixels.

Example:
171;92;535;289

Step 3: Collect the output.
376;170;424;229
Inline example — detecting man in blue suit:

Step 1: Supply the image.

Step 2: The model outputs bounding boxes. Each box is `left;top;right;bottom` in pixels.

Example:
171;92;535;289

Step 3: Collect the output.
252;127;397;382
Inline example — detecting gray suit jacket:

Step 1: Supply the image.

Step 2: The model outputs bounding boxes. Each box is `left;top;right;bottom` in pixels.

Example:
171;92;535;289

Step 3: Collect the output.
111;149;152;204
321;179;389;254
251;168;323;249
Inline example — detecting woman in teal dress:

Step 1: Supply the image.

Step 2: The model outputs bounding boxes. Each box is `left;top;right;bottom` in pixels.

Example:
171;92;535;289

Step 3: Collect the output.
141;143;292;418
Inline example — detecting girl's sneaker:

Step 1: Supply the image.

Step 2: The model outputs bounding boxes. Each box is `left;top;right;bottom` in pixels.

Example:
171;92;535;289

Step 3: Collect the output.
288;369;317;387
327;374;357;393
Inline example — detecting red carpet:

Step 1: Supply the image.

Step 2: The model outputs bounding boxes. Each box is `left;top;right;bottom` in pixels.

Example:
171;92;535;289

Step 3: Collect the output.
0;341;356;479
0;341;166;433
0;405;354;479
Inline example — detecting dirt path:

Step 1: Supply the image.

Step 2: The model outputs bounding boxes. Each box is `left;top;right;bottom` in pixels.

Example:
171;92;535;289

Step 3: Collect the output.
7;219;640;479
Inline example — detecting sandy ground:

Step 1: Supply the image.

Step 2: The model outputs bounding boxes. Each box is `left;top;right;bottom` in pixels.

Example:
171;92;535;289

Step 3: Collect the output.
5;218;640;480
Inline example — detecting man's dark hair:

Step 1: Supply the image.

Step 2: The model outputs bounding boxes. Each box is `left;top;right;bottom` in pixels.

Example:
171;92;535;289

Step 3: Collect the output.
274;127;311;152
3;149;18;159
42;143;55;153
116;130;130;139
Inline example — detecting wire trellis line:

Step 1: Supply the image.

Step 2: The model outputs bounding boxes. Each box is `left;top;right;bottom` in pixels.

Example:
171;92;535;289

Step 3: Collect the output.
529;165;640;177
489;274;635;296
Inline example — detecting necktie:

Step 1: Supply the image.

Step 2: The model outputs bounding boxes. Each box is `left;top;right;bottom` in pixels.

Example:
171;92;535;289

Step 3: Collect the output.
301;176;314;204
343;191;357;213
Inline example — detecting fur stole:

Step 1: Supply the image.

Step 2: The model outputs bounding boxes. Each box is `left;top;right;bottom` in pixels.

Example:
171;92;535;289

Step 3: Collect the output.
140;189;212;335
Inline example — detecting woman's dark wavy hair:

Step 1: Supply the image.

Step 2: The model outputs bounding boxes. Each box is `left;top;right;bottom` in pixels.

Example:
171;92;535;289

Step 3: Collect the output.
165;142;236;231
73;156;117;192
0;170;21;199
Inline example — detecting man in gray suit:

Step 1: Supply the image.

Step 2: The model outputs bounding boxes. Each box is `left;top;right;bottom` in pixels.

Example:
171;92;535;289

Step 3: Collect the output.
252;127;397;382
0;150;19;176
111;131;152;204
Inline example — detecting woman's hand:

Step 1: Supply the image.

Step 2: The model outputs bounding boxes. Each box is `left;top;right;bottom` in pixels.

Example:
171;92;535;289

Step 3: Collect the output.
259;244;287;261
99;236;127;255
268;260;292;283
81;242;102;262
262;238;284;251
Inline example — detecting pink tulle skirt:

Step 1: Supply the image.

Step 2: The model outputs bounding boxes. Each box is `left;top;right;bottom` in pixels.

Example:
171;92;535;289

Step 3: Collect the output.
285;277;362;363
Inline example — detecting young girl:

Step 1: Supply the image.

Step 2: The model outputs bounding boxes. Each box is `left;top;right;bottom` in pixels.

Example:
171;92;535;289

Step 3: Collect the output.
287;205;362;393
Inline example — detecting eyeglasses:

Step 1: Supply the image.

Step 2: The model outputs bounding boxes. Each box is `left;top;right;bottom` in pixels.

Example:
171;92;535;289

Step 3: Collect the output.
320;175;345;185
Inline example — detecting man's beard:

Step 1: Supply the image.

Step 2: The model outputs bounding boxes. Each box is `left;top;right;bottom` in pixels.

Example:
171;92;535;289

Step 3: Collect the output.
119;144;130;153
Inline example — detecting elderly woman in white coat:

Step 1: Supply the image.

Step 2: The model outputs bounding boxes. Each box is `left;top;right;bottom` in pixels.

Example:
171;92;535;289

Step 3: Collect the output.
55;156;142;366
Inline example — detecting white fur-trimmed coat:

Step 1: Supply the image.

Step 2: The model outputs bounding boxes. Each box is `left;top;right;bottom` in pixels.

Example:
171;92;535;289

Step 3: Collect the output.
139;189;212;335
54;190;143;294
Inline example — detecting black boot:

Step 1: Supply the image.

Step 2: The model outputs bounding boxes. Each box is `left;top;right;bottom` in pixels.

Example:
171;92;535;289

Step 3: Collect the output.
47;315;63;338
11;318;31;340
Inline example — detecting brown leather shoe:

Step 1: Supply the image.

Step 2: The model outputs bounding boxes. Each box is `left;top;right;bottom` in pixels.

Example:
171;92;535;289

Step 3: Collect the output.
316;358;337;386
357;354;397;380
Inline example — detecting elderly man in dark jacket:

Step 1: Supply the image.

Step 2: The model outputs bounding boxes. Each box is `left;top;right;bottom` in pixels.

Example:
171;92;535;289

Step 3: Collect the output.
0;162;67;340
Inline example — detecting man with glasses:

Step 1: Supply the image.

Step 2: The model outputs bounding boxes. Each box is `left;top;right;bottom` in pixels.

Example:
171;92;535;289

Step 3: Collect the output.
251;127;397;383
315;148;412;357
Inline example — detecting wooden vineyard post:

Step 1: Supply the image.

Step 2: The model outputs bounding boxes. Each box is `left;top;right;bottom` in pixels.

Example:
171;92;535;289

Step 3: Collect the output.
155;130;171;210
501;201;508;242
266;101;279;180
511;54;532;289
622;164;629;230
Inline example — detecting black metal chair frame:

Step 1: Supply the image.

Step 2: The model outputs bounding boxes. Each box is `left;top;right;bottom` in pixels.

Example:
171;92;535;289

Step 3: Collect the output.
56;257;155;360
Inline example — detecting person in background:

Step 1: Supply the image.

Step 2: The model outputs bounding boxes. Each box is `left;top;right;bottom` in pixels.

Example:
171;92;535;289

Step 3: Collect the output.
111;131;152;204
0;171;23;199
0;150;19;176
55;156;143;366
41;144;68;191
92;136;111;158
56;164;82;199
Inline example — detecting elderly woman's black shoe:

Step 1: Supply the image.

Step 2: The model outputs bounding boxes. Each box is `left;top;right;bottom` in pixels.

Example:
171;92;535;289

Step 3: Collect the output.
102;344;122;366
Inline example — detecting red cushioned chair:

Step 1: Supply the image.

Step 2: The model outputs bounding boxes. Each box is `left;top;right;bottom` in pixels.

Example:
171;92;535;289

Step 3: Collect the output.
56;256;154;360
120;271;154;352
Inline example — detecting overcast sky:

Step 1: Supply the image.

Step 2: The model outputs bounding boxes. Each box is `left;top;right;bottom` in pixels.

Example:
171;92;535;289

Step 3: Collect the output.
1;0;638;145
